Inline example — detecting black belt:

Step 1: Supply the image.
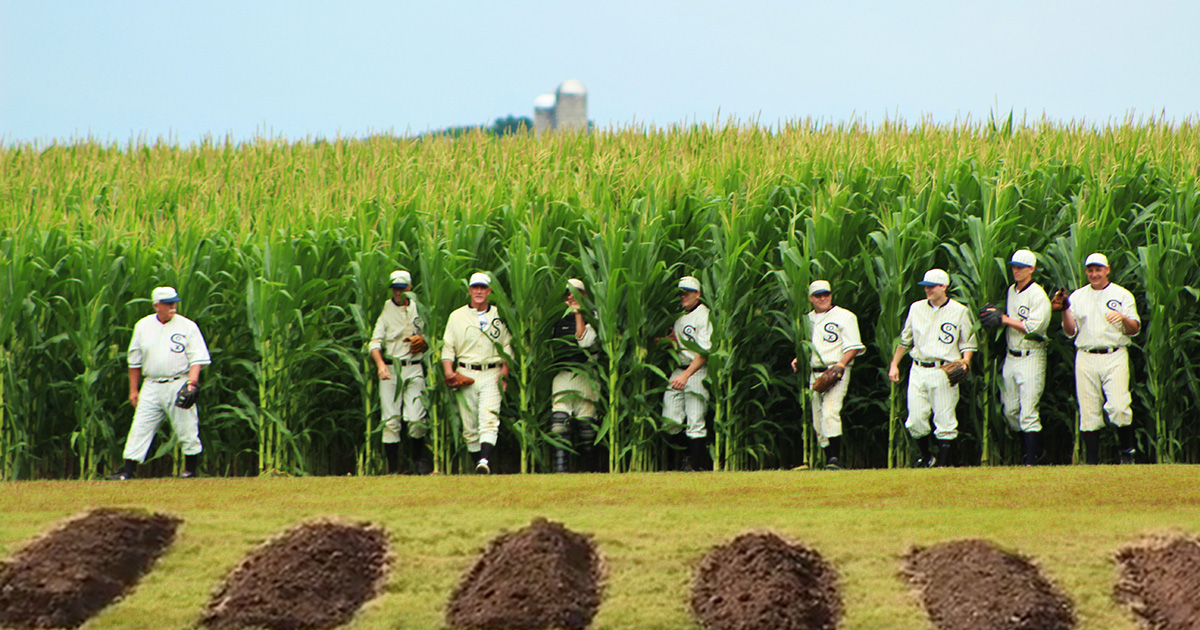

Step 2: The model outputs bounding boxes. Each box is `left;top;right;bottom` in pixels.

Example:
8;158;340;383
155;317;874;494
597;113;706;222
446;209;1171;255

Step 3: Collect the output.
812;366;828;373
383;357;422;366
1083;347;1119;354
1008;349;1035;357
915;360;944;368
458;361;503;371
150;376;183;383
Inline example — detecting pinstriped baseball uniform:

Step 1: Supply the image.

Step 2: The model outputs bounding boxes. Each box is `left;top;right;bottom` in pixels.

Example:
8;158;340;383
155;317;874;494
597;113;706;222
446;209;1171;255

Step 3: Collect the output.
900;298;977;440
123;313;211;462
807;306;865;448
1002;282;1051;432
551;309;599;418
1066;282;1139;431
662;303;712;439
442;304;512;450
369;296;427;442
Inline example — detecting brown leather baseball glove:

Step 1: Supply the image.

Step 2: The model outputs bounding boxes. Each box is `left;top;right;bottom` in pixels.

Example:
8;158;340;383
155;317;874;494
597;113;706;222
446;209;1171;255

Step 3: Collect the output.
941;360;970;387
407;334;428;355
1050;289;1069;312
444;372;475;389
811;365;845;394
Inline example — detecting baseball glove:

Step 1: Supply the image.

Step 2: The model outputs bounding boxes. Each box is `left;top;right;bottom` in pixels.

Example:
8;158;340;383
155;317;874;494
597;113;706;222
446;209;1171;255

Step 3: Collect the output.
811;365;845;394
407;334;428;355
940;360;970;387
1050;288;1069;312
978;304;1002;329
443;372;475;389
175;381;199;409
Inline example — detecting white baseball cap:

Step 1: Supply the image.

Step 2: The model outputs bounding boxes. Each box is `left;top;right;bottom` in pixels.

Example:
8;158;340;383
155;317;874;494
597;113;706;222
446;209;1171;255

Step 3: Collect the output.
389;270;411;289
152;287;181;303
1009;250;1037;268
567;278;585;292
917;269;950;287
808;280;832;295
678;276;701;292
468;272;491;287
1084;253;1109;268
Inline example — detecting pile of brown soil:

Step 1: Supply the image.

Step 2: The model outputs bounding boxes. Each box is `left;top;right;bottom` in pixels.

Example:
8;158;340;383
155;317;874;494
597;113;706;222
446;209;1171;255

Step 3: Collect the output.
0;507;180;630
1115;534;1200;630
691;531;841;630
903;539;1075;630
446;517;603;630
201;520;389;630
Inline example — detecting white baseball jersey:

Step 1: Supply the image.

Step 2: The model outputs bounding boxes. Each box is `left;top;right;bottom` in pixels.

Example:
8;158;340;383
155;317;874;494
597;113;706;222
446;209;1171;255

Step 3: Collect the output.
1002;281;1051;433
1066;282;1139;349
1005;282;1051;349
673;303;712;365
369;297;424;360
128;313;211;377
899;299;977;362
808;306;865;367
441;304;513;365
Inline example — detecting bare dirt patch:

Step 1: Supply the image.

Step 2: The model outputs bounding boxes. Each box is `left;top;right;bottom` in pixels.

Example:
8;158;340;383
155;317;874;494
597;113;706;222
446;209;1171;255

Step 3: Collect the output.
903;539;1074;630
690;531;841;630
0;507;180;630
201;520;390;630
1115;534;1200;630
446;517;603;630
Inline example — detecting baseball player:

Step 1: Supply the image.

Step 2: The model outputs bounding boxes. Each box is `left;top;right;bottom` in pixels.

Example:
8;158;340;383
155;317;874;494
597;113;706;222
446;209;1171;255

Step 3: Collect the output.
660;275;712;471
107;286;211;480
994;249;1052;466
549;278;600;473
441;272;512;474
1061;253;1141;465
888;269;977;467
369;270;430;475
790;280;864;470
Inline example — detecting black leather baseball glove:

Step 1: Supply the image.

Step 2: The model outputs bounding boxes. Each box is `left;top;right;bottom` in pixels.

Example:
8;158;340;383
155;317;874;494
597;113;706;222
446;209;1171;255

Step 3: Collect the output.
175;381;200;409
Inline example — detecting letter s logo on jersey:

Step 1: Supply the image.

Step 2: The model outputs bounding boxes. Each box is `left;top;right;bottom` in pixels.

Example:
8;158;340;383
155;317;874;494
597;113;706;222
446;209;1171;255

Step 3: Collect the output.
169;333;187;353
823;322;840;343
1017;305;1030;320
1106;299;1122;311
682;325;697;342
487;319;505;340
938;323;957;344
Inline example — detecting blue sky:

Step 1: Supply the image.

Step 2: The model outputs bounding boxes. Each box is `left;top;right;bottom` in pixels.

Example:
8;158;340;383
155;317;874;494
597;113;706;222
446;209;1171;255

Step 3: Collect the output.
2;0;1197;145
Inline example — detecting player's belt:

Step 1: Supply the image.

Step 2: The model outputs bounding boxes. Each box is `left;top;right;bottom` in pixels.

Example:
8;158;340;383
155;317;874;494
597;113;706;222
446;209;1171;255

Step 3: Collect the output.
150;376;183;383
915;360;944;368
384;357;422;366
1083;347;1120;354
458;361;503;371
811;366;828;373
1007;349;1034;357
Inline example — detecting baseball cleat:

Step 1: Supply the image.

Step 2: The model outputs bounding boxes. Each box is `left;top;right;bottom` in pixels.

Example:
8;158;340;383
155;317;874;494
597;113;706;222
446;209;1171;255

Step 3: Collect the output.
1119;449;1136;465
475;458;491;475
824;457;841;470
105;471;133;481
180;470;197;479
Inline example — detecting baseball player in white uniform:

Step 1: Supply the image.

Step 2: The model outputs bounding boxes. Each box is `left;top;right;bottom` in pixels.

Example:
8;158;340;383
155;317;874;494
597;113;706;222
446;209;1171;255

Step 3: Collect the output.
1062;253;1141;465
661;275;712;471
997;249;1052;466
888;269;977;467
790;280;864;470
549;278;600;473
441;272;512;474
107;286;211;480
369;270;430;475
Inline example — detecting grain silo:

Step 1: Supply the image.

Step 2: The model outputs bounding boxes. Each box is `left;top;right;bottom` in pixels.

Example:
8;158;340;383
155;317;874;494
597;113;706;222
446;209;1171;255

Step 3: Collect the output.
533;93;556;135
554;79;587;131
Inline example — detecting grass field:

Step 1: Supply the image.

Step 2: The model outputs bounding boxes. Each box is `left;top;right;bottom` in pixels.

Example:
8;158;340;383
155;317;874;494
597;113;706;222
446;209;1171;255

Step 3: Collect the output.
3;467;1198;630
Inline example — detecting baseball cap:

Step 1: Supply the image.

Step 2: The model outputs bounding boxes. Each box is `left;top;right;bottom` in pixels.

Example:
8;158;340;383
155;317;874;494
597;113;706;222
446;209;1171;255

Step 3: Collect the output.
808;280;832;296
389;270;411;289
1084;253;1109;268
152;287;181;304
566;278;585;292
1009;250;1037;268
917;269;950;287
468;272;491;287
678;276;701;292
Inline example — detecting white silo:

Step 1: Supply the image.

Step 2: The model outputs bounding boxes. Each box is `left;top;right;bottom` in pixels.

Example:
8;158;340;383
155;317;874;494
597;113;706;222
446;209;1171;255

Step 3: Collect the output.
533;93;556;136
554;79;587;131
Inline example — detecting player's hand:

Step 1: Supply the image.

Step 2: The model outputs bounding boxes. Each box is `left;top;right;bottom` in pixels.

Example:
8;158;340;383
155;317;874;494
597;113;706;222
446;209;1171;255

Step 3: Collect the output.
1105;310;1124;327
670;373;688;390
129;390;139;407
888;364;901;383
378;365;392;381
501;377;508;392
790;357;798;372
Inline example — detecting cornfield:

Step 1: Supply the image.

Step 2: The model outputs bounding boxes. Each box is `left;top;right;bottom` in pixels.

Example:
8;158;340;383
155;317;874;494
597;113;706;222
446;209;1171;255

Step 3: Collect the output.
2;118;1199;480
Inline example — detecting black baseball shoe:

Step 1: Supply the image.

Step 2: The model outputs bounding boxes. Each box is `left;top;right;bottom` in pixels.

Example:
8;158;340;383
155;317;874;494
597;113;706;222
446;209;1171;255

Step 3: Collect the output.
105;471;133;481
824;457;841;470
1119;449;1137;465
475;458;491;475
180;470;197;479
913;456;937;469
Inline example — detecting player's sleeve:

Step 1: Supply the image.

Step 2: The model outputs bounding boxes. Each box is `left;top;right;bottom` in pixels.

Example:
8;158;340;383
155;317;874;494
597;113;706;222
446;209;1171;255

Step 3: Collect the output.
127;319;145;368
842;312;866;352
187;321;212;366
1023;289;1051;338
441;312;458;362
1121;288;1141;325
579;322;598;349
695;310;713;353
1064;289;1084;338
368;308;386;354
899;308;915;348
958;306;978;352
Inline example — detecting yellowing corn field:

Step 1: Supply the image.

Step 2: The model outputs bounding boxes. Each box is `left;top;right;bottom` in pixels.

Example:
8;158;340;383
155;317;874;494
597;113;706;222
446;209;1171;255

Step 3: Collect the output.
2;119;1199;480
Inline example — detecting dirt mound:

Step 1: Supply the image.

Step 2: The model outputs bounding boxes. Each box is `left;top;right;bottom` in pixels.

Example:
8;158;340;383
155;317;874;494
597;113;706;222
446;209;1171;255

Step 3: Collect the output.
446;517;603;630
903;539;1075;630
201;520;390;630
0;507;180;630
1115;534;1200;630
691;531;841;630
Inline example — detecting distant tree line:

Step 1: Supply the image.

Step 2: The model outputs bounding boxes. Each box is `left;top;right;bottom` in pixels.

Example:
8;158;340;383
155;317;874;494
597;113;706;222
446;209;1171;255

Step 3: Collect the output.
419;115;533;139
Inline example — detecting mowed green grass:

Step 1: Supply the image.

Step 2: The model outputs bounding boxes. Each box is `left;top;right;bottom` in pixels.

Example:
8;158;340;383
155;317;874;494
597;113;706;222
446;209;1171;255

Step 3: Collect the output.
3;466;1199;630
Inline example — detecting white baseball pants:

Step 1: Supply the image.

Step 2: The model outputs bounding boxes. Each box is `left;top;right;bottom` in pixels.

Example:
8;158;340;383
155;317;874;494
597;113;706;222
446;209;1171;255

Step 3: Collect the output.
552;368;597;419
454;365;503;451
123;378;202;462
810;367;850;447
380;362;427;443
1075;348;1132;431
1001;352;1046;432
905;364;959;441
662;367;708;439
